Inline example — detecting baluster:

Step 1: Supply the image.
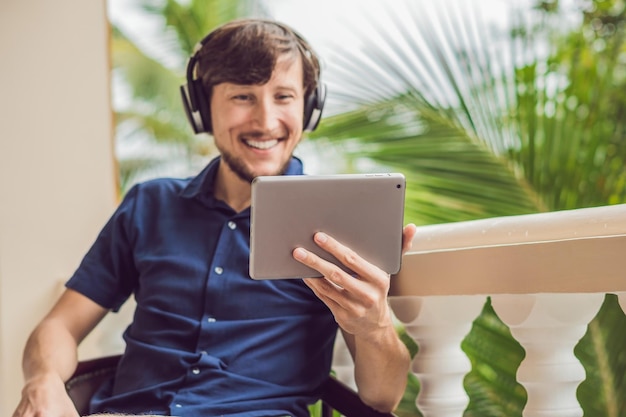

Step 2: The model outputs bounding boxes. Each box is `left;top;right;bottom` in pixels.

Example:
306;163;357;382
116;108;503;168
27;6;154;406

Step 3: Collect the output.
389;295;486;417
616;292;626;314
491;293;604;417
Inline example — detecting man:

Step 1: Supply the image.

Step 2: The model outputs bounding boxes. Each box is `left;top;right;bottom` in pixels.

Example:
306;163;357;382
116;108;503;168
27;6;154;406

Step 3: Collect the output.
13;18;416;417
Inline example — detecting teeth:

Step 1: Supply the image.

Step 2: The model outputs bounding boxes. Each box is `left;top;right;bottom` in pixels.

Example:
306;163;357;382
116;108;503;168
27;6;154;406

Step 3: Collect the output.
244;139;279;150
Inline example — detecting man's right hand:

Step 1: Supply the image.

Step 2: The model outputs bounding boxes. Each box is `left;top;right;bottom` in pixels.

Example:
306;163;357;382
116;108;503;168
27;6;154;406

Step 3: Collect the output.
12;372;79;417
13;289;109;417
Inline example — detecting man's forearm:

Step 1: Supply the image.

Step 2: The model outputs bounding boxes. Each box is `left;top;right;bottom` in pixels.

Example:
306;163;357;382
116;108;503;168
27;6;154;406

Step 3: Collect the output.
14;291;108;417
22;318;80;383
350;323;411;412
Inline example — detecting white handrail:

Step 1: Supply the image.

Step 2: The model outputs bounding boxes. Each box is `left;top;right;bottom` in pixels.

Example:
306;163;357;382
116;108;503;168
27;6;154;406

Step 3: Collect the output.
391;204;626;296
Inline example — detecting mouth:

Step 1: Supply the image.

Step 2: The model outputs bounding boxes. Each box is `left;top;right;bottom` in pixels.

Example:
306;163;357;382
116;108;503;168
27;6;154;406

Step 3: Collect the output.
242;137;282;150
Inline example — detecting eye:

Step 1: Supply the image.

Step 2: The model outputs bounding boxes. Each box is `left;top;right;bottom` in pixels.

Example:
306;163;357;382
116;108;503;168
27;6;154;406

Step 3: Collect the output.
276;93;295;101
233;94;252;101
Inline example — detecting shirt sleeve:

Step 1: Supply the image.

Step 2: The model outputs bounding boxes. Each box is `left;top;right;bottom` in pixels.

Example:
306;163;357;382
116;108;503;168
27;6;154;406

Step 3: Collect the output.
66;184;140;312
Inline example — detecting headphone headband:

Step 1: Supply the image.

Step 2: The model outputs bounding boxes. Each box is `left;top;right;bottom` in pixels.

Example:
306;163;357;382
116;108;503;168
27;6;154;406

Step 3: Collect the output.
180;20;326;134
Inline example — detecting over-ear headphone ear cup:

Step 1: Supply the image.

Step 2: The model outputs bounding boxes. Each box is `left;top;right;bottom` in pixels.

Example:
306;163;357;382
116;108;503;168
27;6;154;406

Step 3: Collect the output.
190;78;213;134
180;84;201;134
180;78;213;134
303;83;326;132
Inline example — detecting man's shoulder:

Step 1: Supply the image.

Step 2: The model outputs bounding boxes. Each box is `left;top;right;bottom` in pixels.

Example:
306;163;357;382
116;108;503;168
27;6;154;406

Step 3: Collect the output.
129;176;192;197
117;177;196;215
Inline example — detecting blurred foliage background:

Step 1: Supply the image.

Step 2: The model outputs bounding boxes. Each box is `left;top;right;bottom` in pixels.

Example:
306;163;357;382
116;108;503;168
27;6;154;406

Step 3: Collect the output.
108;0;626;415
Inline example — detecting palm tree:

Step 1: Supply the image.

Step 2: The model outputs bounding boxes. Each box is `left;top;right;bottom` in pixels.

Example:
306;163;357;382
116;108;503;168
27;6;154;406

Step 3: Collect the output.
305;0;626;415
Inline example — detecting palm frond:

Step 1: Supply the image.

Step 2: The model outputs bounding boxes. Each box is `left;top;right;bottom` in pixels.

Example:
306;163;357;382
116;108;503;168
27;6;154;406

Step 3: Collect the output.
308;1;626;415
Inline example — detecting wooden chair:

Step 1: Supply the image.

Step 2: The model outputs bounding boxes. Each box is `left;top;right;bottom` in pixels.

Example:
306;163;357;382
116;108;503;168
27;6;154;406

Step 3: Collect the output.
65;355;396;417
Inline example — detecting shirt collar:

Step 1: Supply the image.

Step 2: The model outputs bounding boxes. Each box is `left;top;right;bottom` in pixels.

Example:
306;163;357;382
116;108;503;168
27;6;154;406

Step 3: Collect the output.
180;156;305;206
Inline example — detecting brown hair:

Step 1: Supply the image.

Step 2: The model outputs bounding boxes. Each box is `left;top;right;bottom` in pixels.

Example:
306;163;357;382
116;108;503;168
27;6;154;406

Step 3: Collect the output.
195;19;321;101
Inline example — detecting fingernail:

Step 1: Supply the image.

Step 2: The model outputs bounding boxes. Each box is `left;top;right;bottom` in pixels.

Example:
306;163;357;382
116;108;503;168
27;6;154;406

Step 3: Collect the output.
293;247;307;260
315;232;327;243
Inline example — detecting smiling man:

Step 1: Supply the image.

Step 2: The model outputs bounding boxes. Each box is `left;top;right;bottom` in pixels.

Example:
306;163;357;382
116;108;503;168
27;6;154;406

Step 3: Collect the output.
13;19;416;417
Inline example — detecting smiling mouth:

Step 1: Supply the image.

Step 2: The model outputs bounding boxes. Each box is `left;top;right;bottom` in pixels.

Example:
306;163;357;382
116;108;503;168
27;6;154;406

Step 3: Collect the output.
243;138;281;150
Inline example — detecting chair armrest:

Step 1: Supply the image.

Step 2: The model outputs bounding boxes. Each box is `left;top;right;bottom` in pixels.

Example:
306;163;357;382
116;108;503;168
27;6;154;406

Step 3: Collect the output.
65;355;121;415
319;376;397;417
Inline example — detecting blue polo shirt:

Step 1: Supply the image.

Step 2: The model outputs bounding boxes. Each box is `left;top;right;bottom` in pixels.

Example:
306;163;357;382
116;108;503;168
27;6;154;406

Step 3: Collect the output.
66;156;338;417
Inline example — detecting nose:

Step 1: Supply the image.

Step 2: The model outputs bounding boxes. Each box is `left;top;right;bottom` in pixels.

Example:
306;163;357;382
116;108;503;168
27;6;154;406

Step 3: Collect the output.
252;97;281;132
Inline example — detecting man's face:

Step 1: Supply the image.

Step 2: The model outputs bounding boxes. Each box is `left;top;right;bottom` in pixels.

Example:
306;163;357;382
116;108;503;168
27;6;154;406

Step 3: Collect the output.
210;55;305;183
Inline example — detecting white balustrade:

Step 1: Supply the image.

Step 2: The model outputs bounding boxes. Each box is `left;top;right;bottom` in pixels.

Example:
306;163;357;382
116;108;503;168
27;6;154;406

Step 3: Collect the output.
390;295;485;417
491;294;604;417
389;204;626;417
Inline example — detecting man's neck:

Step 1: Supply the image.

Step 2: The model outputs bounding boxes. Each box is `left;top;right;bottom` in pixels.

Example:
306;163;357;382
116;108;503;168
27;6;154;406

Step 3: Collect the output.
213;164;252;213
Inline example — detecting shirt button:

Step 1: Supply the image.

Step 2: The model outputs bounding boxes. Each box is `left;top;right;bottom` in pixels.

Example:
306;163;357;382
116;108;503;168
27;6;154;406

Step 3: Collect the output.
214;266;223;275
228;221;237;230
192;367;200;375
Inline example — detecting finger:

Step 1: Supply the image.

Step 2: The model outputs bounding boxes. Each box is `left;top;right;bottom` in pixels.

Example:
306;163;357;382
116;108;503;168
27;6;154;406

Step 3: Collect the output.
303;276;371;321
302;277;344;307
303;278;359;328
402;223;417;255
310;232;375;280
293;246;352;290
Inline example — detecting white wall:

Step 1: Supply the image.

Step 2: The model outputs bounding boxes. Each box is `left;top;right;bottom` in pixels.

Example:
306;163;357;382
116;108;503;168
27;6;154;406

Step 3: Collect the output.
0;1;121;414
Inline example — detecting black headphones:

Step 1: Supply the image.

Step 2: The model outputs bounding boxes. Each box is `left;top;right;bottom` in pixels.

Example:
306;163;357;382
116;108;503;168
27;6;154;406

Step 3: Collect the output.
180;23;326;135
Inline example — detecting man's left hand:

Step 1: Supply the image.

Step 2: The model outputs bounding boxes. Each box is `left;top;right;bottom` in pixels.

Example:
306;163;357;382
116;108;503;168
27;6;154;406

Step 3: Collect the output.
292;224;416;336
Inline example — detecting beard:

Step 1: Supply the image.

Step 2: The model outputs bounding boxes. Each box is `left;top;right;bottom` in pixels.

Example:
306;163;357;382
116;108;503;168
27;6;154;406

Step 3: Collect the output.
218;146;292;183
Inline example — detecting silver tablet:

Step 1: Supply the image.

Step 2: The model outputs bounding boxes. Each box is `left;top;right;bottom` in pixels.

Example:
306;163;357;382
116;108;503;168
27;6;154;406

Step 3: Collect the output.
249;173;406;279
